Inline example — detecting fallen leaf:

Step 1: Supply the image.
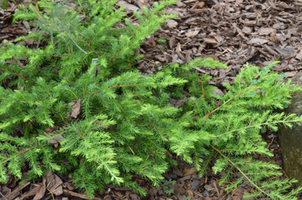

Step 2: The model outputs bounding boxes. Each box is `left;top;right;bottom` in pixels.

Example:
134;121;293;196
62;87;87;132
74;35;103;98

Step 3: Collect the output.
46;171;64;196
65;182;76;191
212;89;224;96
204;184;214;191
147;35;156;46
166;19;178;28
186;190;194;198
185;29;199;37
155;55;167;62
71;99;82;118
116;1;139;11
170;184;186;195
183;167;198;176
169;97;188;108
46;133;64;148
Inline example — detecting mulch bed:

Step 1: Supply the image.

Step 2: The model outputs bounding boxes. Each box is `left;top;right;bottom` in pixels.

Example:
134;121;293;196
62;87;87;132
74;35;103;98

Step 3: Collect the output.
1;0;302;199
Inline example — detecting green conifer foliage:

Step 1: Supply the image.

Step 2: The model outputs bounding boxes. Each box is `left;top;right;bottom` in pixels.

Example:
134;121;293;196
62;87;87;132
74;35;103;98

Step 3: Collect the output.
0;0;302;199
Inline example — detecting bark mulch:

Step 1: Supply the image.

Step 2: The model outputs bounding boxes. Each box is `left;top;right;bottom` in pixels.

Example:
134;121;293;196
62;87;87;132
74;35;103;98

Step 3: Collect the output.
1;0;302;199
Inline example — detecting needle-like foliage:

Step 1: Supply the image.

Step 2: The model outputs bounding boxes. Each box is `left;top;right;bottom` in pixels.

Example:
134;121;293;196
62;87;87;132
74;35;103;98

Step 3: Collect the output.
0;0;302;199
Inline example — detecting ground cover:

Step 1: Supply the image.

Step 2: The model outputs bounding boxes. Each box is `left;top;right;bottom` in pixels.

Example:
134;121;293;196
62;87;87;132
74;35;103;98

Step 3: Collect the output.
1;0;302;199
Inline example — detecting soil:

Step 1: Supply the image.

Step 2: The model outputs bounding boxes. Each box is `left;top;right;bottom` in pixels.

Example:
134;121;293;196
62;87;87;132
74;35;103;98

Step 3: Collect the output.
1;0;302;199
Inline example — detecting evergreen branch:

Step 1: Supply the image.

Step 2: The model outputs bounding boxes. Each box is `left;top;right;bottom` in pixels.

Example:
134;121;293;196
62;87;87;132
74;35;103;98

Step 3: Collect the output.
204;93;237;118
109;84;138;89
210;144;270;198
215;117;302;139
1;145;43;165
61;28;87;54
77;35;99;56
30;2;43;20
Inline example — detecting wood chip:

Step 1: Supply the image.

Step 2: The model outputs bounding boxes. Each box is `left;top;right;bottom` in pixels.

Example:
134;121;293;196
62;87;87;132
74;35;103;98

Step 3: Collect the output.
63;190;102;200
295;50;302;60
258;27;275;35
276;47;295;57
0;182;30;200
248;38;268;45
204;38;217;44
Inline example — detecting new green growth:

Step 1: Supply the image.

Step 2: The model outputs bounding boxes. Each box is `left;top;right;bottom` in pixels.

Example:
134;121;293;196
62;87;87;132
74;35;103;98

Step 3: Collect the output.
0;0;301;199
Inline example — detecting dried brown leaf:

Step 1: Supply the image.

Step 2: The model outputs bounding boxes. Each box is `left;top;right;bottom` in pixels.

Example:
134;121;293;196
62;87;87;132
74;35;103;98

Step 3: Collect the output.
46;171;63;195
147;35;156;46
212;89;224;96
154;55;166;62
204;184;214;191
169;97;188;108
170;184;186;195
49;176;63;195
117;1;139;11
65;182;76;191
183;167;198;176
46;134;64;148
166;19;178;28
185;29;199;37
71;99;82;118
